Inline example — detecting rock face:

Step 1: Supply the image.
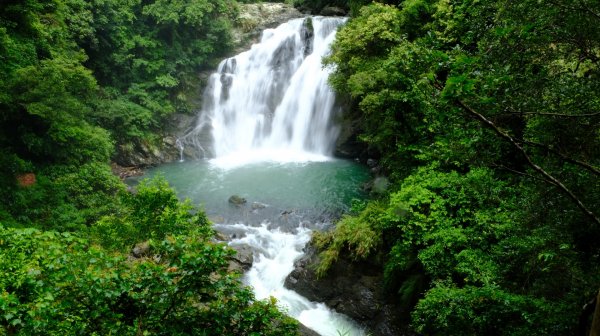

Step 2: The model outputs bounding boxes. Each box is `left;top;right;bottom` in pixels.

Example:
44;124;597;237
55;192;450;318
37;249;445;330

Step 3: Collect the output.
113;112;197;167
334;112;370;161
233;3;304;52
228;244;254;273
285;245;411;336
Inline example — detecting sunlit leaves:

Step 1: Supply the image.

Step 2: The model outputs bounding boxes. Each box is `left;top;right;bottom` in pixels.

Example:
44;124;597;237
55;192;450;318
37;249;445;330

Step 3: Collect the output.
313;201;386;277
0;180;298;335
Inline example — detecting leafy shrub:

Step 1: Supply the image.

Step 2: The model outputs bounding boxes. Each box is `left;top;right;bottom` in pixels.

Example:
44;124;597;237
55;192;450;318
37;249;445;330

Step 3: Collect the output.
316;165;590;333
0;225;298;335
91;176;212;251
313;201;386;277
412;284;570;336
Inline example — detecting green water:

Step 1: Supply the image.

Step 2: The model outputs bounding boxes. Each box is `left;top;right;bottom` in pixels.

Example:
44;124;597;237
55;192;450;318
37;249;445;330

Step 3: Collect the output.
128;159;370;228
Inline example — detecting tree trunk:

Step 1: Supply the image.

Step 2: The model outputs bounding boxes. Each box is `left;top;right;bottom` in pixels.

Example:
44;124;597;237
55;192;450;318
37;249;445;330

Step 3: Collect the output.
590;290;600;336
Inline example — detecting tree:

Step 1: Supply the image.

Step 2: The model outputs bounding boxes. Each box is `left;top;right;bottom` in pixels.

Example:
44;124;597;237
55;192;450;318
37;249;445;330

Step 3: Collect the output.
319;1;600;333
0;178;299;335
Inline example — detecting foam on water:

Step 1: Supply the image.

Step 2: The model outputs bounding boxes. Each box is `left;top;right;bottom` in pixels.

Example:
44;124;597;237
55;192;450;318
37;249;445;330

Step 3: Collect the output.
174;15;366;335
220;223;365;336
208;149;332;169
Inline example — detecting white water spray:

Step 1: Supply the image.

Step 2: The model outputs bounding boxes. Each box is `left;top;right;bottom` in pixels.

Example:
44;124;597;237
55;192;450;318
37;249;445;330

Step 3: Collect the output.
182;17;346;168
181;16;365;335
175;138;184;162
219;224;365;336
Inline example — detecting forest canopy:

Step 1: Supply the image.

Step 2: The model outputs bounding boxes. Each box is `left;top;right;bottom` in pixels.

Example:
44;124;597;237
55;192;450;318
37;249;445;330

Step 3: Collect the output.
0;0;298;334
1;0;599;335
315;0;600;334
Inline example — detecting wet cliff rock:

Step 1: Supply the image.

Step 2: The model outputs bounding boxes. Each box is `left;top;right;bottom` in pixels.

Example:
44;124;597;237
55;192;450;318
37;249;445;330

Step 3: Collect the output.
285;245;413;336
233;3;304;53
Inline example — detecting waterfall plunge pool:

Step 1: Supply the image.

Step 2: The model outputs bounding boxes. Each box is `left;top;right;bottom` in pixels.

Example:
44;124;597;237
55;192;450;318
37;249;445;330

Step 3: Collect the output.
131;14;371;336
127;158;370;336
127;159;370;229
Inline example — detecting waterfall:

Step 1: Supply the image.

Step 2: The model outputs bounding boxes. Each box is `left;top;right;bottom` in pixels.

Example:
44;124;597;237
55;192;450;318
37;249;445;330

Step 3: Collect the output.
176;16;366;335
182;17;346;167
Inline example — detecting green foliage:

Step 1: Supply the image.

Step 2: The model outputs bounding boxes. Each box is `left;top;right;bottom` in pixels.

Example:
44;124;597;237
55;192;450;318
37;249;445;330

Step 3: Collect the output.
2;163;123;231
91;176;213;251
383;167;516;284
412;284;569;335
78;0;237;118
319;165;593;333
322;1;600;333
313;201;386;277
291;0;395;16
89;93;156;144
0;176;298;335
0;0;239;169
0;1;302;334
0;225;298;335
0;0;242;227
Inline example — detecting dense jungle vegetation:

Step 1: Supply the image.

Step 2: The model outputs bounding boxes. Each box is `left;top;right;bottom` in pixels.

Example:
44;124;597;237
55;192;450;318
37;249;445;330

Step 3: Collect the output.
0;0;299;334
1;0;599;335
311;0;600;335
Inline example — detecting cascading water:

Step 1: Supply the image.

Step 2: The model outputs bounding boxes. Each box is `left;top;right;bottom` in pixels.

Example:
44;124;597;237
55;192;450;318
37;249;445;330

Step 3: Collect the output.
175;16;366;335
181;16;345;167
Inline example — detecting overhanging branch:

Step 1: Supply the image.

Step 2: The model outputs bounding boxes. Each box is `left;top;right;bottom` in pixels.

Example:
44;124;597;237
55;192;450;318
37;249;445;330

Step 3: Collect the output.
502;111;600;118
456;99;600;225
523;140;600;176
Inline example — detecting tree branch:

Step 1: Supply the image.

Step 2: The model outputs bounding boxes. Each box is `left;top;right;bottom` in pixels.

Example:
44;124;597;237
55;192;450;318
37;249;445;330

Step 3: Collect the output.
443;94;600;225
580;0;600;21
546;0;600;21
491;164;556;185
160;274;187;322
523;140;600;176
502;111;600;118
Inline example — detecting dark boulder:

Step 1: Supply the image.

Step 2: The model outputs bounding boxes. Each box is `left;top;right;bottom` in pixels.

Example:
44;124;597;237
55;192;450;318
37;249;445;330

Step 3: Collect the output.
299;323;321;336
285;245;412;336
228;195;247;206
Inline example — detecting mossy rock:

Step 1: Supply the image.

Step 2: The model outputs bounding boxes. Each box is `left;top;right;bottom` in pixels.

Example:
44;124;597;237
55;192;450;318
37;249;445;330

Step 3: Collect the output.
228;195;247;206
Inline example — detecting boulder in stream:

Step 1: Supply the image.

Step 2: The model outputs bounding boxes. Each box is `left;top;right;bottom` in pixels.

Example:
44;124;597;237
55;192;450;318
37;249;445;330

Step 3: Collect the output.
251;202;268;210
228;244;254;273
228;195;247;206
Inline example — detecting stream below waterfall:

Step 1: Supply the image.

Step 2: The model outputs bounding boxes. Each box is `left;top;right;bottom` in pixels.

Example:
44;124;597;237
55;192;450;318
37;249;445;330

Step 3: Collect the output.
128;159;370;335
129;15;371;335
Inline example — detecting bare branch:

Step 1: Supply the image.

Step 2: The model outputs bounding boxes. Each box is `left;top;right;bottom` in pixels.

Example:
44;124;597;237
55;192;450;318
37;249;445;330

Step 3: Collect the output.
580;0;600;21
546;0;600;21
430;77;600;225
523;140;600;176
501;111;600;118
491;164;557;184
455;100;600;225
